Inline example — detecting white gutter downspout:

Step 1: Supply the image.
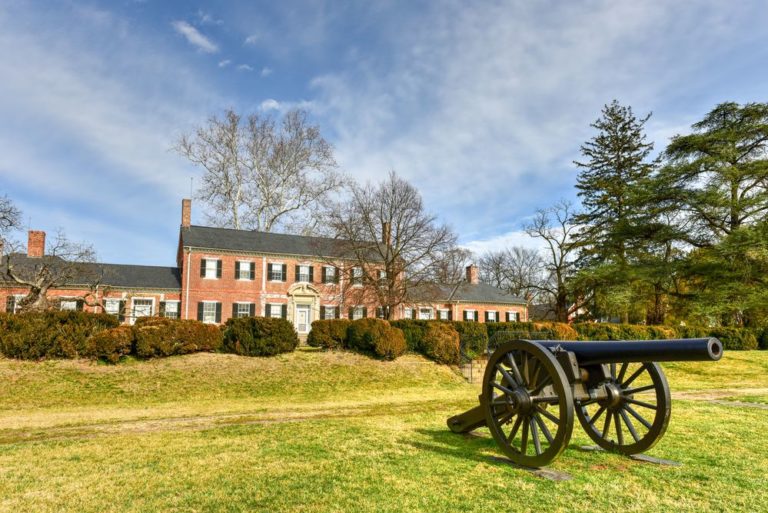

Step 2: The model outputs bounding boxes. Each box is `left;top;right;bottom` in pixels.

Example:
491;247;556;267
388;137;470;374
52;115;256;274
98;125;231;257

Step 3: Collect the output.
185;249;191;320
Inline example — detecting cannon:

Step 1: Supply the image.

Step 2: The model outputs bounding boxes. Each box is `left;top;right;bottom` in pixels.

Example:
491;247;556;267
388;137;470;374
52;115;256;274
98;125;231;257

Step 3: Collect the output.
448;338;723;467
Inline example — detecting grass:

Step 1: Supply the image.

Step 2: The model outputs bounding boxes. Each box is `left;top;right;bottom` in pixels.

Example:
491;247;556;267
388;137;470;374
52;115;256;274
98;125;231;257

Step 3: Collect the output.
0;349;766;512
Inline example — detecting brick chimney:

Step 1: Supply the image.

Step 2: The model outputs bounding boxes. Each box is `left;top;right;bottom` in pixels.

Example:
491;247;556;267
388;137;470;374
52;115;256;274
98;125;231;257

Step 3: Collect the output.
466;264;479;285
28;230;45;258
181;198;192;228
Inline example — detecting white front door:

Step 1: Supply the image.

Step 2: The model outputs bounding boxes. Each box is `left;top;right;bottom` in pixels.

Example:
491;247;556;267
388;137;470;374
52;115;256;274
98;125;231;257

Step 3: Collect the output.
295;305;311;333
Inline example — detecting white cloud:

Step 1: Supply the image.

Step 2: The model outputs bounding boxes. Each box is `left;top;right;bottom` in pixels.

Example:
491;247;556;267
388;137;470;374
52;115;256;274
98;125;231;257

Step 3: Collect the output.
260;67;273;77
462;229;547;257
237;64;254;72
218;59;231;68
244;34;259;45
171;20;218;53
197;10;223;26
259;98;315;113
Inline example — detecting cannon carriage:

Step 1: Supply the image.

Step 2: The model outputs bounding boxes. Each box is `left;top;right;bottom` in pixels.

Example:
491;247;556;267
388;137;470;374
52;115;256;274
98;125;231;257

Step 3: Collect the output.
448;338;723;467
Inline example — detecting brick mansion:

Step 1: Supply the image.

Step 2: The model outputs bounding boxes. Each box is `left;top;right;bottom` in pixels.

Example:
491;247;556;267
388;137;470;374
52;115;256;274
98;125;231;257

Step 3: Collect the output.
1;200;528;336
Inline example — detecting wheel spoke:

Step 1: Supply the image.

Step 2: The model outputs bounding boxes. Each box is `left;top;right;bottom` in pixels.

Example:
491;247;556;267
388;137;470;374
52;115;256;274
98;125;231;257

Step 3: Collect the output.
623;384;657;395
531;419;542;456
521;353;531;385
506;353;524;386
496;364;518;388
529;359;542;391
620;409;640;442
495;411;514;426
625;398;658;410
536;405;560;425
617;362;628;383
588;404;607;426
492;382;515;395
615;412;624;445
520;417;529;455
610;362;616;380
625;404;652;429
578;398;598;406
533;413;554;444
622;365;646;388
601;410;612;439
530;376;552;396
506;415;523;444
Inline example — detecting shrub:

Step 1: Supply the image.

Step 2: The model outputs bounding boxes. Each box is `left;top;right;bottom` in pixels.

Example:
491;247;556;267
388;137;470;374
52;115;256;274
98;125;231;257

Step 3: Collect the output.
222;317;298;357
533;322;579;340
347;318;407;360
451;321;488;359
389;319;430;352
0;311;119;360
86;326;134;363
134;317;222;358
307;319;351;349
485;322;535;342
708;327;758;351
757;328;768;350
421;322;460;364
675;325;710;339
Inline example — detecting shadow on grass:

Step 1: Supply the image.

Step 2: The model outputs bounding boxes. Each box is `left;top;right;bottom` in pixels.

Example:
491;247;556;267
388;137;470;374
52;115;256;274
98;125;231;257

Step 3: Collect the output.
406;427;501;466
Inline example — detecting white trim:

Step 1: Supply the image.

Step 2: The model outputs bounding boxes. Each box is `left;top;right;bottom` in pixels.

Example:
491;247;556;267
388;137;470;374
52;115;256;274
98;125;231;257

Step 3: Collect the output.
131;297;155;325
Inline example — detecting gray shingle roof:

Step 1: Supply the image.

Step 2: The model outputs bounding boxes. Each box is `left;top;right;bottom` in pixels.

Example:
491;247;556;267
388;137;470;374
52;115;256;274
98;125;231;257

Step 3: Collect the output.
408;282;527;305
1;254;181;290
180;225;365;259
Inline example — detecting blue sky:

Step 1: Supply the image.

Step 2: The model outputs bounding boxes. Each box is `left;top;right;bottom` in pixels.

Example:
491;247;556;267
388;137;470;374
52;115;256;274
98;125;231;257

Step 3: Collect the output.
1;0;767;265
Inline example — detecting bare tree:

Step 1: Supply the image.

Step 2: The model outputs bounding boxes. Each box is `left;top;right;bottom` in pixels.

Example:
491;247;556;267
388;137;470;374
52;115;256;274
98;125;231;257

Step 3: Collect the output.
525;200;589;322
0;195;21;236
2;229;99;312
428;246;474;284
176;109;343;233
479;247;544;305
327;172;458;319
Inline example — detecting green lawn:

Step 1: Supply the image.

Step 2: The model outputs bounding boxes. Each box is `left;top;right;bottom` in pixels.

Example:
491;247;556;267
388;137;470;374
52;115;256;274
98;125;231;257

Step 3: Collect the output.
0;350;766;512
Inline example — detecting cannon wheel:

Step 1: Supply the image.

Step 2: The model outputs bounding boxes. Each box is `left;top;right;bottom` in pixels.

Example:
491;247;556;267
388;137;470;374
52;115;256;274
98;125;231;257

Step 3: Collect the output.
576;362;671;455
481;340;574;468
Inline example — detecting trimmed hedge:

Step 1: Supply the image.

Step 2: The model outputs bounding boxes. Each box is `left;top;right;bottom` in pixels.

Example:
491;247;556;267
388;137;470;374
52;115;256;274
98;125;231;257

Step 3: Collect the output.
347;318;407;360
306;319;351;350
222;317;298;357
707;327;758;351
0;311;119;360
421;322;460;364
451;321;489;359
389;319;430;352
134;317;222;358
86;326;134;363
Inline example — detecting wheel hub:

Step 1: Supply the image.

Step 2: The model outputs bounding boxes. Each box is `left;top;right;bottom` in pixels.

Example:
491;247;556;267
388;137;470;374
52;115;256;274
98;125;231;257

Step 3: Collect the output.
604;382;624;409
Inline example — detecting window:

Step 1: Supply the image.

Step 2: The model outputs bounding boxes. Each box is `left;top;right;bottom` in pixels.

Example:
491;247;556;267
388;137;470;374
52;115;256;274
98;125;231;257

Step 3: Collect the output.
403;307;414;319
438;309;451;320
321;306;338;320
486;311;498;322
322;266;338;284
268;263;286;281
463;310;477;322
351;267;363;286
202;302;217;324
236;261;255;280
268;304;286;319
233;302;253;318
419;307;433;320
201;258;221;279
60;299;79;311
350;306;365;320
5;295;24;314
296;264;312;283
160;301;180;319
506;311;521;322
377;270;387;286
132;298;153;322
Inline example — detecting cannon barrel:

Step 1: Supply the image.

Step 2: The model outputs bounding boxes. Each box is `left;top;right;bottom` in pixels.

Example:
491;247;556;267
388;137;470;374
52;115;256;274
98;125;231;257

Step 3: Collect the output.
533;337;722;365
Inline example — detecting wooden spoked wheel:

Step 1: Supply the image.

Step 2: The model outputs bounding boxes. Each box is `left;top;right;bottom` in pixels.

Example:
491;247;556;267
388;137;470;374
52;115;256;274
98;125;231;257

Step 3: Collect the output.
576;362;671;455
481;340;574;468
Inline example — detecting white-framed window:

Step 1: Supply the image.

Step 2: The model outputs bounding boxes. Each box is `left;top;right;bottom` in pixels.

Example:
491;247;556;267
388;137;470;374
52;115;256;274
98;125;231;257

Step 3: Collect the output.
351;266;363;286
464;309;477;322
322;306;337;320
351;306;365;320
403;307;413;319
487;311;498;322
202;301;217;324
60;299;78;311
438;309;451;320
378;269;387;285
6;294;25;314
234;302;252;318
323;266;337;284
507;311;521;322
237;261;254;280
104;299;121;316
268;263;285;281
132;298;154;323
161;301;180;319
203;258;220;279
297;264;311;283
268;303;284;319
419;307;433;320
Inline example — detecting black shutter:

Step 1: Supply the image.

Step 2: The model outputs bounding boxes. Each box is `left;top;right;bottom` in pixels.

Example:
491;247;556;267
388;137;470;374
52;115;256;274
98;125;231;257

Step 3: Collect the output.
216;260;222;278
447;309;453;321
506;311;511;322
249;303;255;316
463;310;468;321
485;311;489;322
348;307;354;319
232;303;237;318
215;302;222;323
335;306;340;319
118;300;126;322
250;262;256;280
200;258;206;277
362;307;367;318
474;311;479;322
295;265;301;282
76;299;84;312
411;308;417;320
197;302;204;321
282;264;287;282
308;266;314;283
334;267;340;284
159;301;166;317
320;306;326;319
235;261;241;279
376;307;383;319
281;304;287;319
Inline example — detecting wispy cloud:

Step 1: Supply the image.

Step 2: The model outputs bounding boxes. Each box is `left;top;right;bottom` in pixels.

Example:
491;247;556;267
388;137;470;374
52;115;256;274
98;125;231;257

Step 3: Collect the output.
260;67;273;77
218;59;231;68
237;64;253;72
197;9;223;26
171;20;218;53
244;34;259;45
259;98;315;113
